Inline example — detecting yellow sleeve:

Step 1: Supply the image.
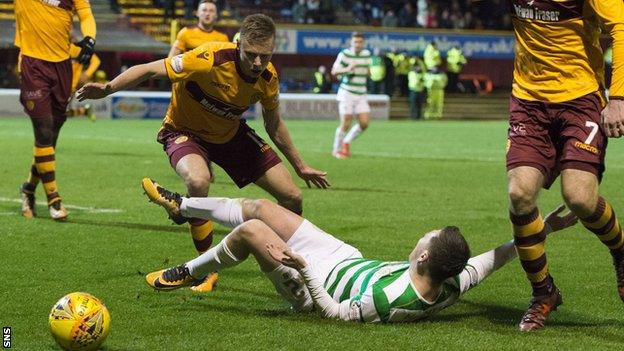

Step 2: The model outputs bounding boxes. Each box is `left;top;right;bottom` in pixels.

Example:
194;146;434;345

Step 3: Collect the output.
260;65;280;111
590;0;624;97
164;44;214;83
76;6;97;39
173;28;187;51
84;53;101;77
69;44;82;59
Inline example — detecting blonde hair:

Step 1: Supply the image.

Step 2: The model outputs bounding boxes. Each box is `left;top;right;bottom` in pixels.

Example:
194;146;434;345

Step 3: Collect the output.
240;14;276;45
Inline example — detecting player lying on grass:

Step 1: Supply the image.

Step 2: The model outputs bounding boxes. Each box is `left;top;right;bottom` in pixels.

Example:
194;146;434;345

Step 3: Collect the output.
142;178;577;323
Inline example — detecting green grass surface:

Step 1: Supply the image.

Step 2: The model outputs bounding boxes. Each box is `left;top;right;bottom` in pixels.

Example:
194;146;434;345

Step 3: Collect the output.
1;117;624;350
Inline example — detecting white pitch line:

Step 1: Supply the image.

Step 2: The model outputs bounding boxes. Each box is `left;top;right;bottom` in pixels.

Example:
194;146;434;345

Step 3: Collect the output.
0;197;123;214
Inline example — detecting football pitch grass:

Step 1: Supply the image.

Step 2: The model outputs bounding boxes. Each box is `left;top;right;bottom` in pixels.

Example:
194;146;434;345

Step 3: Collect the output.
1;117;624;350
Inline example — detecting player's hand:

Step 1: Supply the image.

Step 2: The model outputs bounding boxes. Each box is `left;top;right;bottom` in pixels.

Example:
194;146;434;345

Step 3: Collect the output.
601;99;624;138
266;243;308;269
76;36;96;66
76;82;112;101
544;204;577;233
296;166;330;189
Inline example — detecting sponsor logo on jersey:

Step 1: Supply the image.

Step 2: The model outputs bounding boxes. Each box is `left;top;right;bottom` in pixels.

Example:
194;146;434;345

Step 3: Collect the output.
170;55;184;74
185;81;249;120
574;141;599;155
510;0;582;22
210;81;230;91
174;136;188;144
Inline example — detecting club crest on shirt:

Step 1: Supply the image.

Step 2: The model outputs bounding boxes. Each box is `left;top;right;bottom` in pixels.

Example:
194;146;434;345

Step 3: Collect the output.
196;51;211;61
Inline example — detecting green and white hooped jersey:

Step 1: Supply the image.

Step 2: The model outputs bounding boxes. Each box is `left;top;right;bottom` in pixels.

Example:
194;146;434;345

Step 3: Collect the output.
333;48;371;95
323;258;461;323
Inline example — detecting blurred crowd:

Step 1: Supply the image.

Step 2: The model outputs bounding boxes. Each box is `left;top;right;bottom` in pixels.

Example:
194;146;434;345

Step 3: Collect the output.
153;0;512;31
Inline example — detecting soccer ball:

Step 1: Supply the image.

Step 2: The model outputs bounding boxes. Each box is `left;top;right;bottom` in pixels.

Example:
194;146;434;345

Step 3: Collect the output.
48;292;110;351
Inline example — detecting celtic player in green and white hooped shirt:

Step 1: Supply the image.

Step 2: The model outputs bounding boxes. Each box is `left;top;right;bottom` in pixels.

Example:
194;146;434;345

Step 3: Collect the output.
143;186;576;323
331;32;372;159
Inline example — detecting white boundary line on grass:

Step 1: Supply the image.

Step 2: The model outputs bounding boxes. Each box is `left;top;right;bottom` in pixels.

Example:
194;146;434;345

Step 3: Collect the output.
0;197;123;214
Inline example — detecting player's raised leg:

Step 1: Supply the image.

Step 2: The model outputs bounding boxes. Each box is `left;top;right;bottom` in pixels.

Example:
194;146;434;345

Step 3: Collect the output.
254;163;303;215
508;166;561;331
561;169;624;302
142;178;304;242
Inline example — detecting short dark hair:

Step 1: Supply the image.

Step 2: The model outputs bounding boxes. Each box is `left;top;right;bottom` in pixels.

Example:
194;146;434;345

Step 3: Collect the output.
425;226;470;283
352;31;364;39
240;14;276;44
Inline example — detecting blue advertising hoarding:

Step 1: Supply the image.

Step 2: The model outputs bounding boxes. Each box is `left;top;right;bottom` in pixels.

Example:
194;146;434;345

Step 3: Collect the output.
291;29;515;59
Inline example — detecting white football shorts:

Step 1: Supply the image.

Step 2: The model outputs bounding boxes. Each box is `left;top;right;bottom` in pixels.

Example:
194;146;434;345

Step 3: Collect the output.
336;89;370;116
287;219;362;286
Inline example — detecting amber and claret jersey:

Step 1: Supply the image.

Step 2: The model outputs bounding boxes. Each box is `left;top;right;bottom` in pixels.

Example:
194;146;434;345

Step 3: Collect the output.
173;26;229;52
14;0;92;62
510;0;624;103
163;41;280;144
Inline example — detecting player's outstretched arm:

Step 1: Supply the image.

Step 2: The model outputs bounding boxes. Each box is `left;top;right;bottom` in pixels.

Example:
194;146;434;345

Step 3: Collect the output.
262;108;330;189
76;60;168;101
457;205;577;294
267;244;360;321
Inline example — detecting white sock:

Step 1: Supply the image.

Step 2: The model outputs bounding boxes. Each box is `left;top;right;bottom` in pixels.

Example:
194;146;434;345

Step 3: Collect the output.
180;197;244;228
333;127;345;154
343;124;363;144
187;235;240;278
265;264;313;312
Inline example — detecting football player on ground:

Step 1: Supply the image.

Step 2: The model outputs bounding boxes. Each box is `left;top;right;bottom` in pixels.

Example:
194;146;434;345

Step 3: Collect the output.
505;0;624;331
141;178;577;323
15;0;97;220
168;0;228;59
77;14;329;292
331;32;372;159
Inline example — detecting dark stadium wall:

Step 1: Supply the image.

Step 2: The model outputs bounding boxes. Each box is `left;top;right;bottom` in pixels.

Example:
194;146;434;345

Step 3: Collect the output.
270;54;514;89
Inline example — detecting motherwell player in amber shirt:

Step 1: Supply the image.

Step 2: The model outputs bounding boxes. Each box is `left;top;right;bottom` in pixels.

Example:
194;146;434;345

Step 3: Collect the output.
15;0;96;221
168;0;229;58
77;14;329;293
166;1;227;286
505;0;624;331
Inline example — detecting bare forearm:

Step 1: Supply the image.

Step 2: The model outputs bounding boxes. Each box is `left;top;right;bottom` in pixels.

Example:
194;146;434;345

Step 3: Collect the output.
107;61;165;94
266;116;305;169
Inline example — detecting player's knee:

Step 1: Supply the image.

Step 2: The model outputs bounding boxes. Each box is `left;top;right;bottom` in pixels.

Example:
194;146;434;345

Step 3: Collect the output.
246;199;273;219
562;189;595;217
508;183;537;213
185;175;210;195
237;219;266;240
359;121;369;130
279;190;302;214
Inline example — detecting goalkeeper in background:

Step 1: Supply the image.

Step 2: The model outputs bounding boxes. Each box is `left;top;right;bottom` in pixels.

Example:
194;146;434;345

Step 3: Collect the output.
142;178;577;323
15;0;96;221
